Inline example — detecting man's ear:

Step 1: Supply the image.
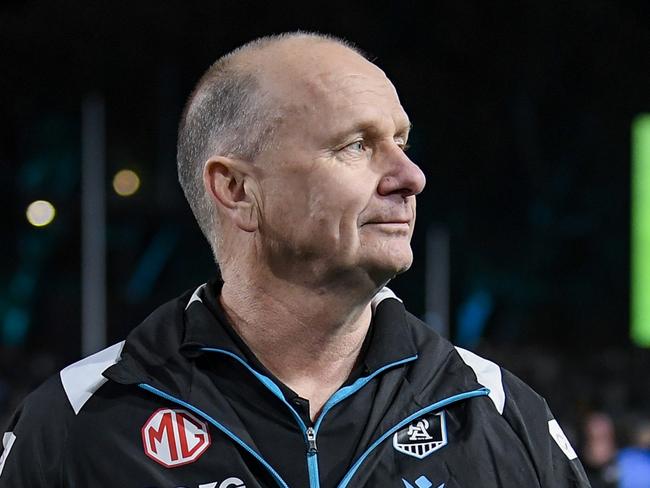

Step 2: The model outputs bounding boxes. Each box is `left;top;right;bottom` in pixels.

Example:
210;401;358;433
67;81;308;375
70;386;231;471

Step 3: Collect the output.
203;156;259;232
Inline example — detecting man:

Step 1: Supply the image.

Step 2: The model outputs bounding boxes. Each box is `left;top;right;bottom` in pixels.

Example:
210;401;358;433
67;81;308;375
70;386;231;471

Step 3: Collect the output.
0;32;590;487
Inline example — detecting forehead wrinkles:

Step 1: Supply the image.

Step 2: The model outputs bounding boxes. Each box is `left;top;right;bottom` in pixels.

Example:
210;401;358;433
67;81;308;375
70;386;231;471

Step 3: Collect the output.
280;71;407;139
304;67;400;110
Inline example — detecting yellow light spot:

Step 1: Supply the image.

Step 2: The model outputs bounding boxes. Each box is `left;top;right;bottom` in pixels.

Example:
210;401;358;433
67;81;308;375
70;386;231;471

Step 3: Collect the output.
113;169;141;196
26;200;56;227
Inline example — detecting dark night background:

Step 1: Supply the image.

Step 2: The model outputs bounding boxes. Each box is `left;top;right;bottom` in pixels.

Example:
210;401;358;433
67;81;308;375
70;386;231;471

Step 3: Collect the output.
1;1;649;482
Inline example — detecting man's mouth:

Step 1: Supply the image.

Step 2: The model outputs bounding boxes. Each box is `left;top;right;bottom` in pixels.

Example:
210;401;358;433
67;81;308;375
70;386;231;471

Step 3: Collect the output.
361;220;411;232
362;218;411;226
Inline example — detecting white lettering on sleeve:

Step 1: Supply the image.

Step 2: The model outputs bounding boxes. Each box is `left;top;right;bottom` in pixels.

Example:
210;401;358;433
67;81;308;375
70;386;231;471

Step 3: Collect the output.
548;419;578;460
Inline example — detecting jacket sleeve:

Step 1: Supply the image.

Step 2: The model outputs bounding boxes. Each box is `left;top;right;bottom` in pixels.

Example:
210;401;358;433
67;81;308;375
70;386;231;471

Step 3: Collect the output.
0;375;72;487
500;369;592;487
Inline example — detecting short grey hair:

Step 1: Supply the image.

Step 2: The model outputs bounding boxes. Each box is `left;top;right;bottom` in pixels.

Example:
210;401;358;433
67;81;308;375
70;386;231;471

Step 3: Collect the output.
176;32;366;264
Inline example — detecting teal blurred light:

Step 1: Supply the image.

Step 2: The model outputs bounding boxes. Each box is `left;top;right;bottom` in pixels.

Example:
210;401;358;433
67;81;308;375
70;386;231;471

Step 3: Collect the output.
2;308;29;345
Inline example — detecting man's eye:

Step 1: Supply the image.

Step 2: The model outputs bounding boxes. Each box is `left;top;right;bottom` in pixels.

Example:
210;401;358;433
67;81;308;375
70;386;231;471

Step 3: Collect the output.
345;140;365;152
395;137;410;152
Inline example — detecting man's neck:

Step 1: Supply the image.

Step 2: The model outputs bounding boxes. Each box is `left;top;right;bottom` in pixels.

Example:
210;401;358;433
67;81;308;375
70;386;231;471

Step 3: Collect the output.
219;273;376;420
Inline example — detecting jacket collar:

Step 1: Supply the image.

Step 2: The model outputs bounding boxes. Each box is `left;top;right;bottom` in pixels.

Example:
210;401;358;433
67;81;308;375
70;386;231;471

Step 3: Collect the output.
179;278;418;375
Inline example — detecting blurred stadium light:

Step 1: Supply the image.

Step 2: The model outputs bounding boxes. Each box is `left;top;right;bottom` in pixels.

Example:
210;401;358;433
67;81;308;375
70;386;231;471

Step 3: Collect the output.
113;169;141;197
25;200;56;227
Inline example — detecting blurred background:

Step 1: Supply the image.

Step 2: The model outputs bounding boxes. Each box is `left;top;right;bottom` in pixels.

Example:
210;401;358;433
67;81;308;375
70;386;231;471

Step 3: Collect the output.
1;1;650;485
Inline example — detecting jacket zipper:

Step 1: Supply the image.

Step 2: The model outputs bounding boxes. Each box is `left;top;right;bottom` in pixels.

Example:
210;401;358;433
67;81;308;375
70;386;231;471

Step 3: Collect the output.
306;427;317;453
198;348;322;487
306;427;319;488
198;348;419;488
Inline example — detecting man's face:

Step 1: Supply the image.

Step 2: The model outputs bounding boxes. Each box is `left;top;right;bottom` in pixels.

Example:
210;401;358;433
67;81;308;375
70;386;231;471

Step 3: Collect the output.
252;42;426;285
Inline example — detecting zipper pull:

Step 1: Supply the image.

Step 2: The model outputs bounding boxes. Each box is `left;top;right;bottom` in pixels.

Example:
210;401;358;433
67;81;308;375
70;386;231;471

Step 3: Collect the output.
306;427;318;453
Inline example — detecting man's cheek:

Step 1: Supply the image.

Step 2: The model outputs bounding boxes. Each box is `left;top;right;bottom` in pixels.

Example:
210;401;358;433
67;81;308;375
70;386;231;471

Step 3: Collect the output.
332;211;363;255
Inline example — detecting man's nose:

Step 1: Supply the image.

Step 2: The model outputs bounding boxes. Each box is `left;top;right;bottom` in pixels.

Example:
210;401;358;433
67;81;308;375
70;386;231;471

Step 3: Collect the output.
377;145;426;198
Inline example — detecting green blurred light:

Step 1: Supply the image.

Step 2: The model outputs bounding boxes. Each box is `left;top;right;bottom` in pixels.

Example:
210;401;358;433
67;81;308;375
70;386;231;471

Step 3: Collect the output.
631;114;650;347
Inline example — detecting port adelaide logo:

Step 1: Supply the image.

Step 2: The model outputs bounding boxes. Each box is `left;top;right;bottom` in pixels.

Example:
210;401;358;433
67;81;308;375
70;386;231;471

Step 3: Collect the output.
393;412;447;459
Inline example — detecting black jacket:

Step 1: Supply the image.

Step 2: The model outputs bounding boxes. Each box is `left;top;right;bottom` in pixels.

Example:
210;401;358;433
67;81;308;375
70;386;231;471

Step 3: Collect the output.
0;283;591;487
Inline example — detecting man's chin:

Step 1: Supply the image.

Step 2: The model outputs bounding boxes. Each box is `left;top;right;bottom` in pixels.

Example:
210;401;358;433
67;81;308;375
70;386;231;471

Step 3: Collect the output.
361;253;414;284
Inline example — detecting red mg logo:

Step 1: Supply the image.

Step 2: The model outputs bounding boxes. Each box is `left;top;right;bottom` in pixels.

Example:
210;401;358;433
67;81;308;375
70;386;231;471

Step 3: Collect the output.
141;408;211;468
